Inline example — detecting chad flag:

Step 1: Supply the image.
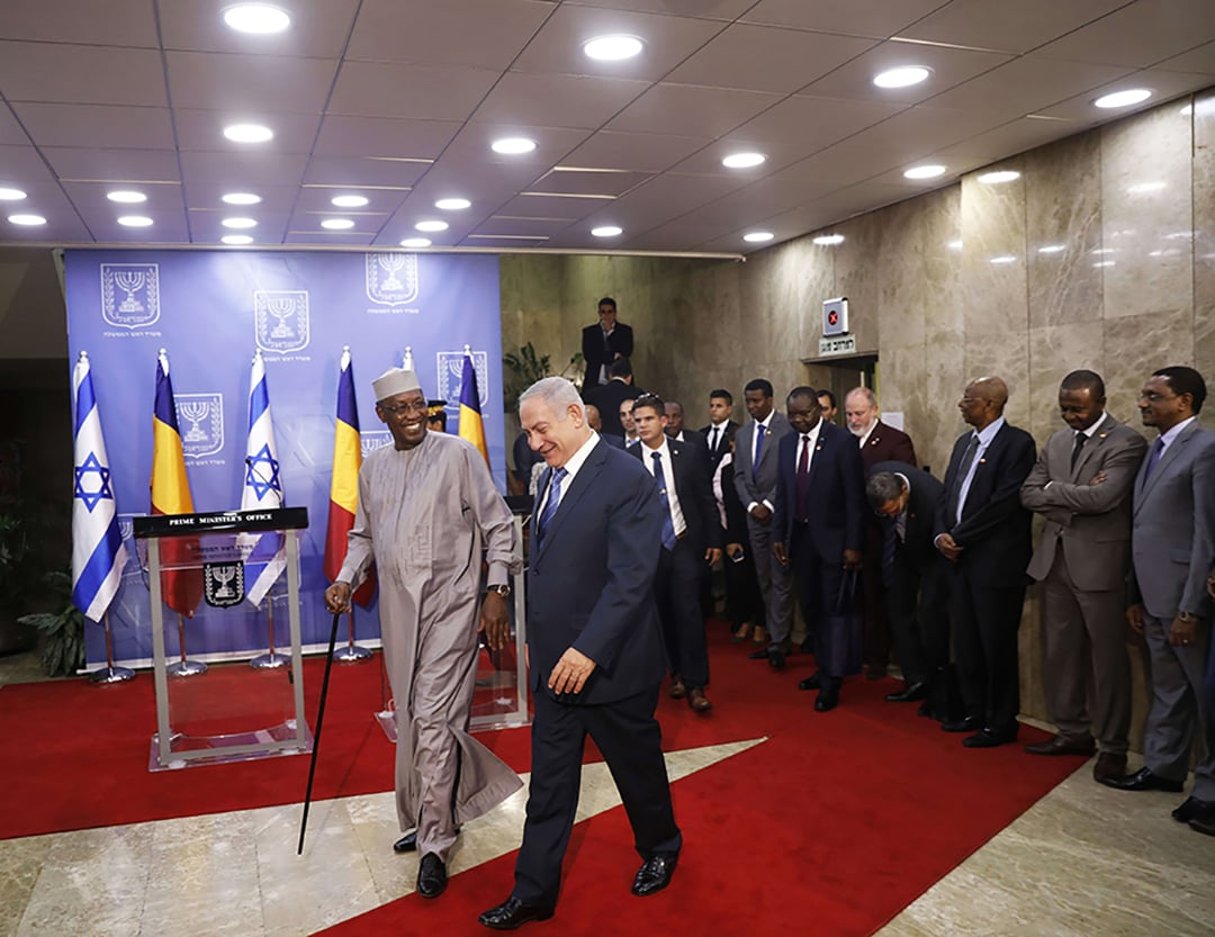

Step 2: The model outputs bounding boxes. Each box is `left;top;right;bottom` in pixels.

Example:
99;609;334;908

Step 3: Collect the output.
324;347;375;606
150;349;203;617
458;352;489;466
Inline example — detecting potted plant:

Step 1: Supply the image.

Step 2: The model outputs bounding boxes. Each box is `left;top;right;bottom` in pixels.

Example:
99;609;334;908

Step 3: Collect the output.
0;438;37;654
18;570;84;677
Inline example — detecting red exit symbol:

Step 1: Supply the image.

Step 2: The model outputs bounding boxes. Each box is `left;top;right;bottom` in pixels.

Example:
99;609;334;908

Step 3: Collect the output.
827;310;839;326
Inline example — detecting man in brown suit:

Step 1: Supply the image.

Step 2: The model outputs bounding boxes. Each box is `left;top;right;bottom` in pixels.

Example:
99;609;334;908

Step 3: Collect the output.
1020;370;1147;781
845;387;918;682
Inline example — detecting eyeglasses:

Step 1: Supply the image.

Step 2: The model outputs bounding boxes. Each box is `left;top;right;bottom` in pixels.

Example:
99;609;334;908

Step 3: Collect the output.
379;399;428;416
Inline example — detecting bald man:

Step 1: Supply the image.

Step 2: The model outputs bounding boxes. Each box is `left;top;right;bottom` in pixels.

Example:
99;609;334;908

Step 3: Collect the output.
934;377;1036;748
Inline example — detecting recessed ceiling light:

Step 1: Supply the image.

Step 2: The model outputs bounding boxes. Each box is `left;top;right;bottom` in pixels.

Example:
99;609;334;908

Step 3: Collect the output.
1094;88;1151;109
989;255;1017;265
415;220;448;232
1037;244;1066;254
107;190;146;204
591;225;622;238
744;231;774;243
813;234;845;246
583;34;644;62
873;66;931;89
223;3;291;34
221;234;254;245
491;137;536;155
223;123;274;144
978;170;1021;184
0;187;27;201
222;192;262;205
331;194;369;208
722;152;766;169
222;217;257;229
117;215;153;227
903;164;946;180
321;218;355;230
1127;181;1166;194
8;213;46;226
400;237;431;248
435;197;471;211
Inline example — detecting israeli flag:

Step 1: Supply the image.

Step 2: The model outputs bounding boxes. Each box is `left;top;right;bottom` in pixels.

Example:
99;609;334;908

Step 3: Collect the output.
240;350;285;607
71;351;127;622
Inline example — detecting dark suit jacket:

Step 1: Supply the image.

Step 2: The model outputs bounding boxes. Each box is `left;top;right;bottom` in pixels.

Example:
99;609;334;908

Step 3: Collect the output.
631;437;723;555
529;440;665;704
859;420;918;472
870;461;943;577
602;433;625;450
935;421;1036;589
772;421;866;561
583;379;641;438
582;322;634;387
700;419;739;471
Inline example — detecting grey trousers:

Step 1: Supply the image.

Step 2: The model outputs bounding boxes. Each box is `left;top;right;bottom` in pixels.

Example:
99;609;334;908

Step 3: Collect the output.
1041;550;1133;754
1142;611;1215;800
747;515;793;645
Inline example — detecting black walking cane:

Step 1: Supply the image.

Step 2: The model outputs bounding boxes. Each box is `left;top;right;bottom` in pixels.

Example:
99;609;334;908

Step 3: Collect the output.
297;610;342;855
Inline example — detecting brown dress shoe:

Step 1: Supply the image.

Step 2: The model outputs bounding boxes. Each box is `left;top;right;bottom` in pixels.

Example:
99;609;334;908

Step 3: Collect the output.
687;687;713;713
669;677;686;699
1092;751;1127;782
1024;734;1096;757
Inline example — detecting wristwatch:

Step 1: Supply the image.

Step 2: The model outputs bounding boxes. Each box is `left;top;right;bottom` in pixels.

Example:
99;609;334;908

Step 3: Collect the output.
486;584;512;599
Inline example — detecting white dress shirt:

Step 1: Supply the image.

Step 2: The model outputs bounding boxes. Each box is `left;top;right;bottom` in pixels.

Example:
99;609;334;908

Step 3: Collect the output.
642;436;687;537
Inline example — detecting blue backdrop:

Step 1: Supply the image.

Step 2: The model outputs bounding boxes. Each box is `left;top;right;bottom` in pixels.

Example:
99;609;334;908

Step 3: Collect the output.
64;249;503;667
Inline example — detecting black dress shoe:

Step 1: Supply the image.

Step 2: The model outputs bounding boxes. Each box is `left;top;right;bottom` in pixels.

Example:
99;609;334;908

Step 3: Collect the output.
917;699;938;719
1171;796;1213;822
479;896;554;930
1190;814;1215;836
767;647;786;670
814;682;840;712
798;672;822;691
941;716;981;733
1098;766;1184;793
1024;734;1096;757
416;853;447;899
632;853;679;896
962;726;1018;748
885;681;927;703
393;830;417;853
747;648;770;660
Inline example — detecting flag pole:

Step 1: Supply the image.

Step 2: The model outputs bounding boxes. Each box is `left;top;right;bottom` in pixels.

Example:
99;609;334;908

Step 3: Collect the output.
251;597;288;669
167;612;206;677
298;610;342;855
89;610;134;684
332;606;371;662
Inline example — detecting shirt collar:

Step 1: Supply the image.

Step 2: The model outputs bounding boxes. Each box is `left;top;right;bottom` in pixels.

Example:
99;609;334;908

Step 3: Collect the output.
1159;415;1197;448
1077;412;1108;440
557;431;600;483
975;415;1005;446
799;419;823;448
641;434;672;462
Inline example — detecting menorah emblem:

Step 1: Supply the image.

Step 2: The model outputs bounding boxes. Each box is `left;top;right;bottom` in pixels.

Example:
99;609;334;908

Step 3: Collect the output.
114;271;145;312
378;254;406;291
100;263;160;329
203;560;245;608
365;252;419;305
174;393;225;458
254;290;310;354
212;565;237;598
266;296;297;338
178;399;211;442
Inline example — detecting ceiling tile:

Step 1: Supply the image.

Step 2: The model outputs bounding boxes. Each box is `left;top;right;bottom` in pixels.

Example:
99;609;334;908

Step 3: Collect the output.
42;147;181;183
328;62;500;120
293;187;410;213
0;108;31;146
0;0;158;46
184;185;300;213
1031;67;1215;121
559;129;710;172
666;24;877;93
12;103;176;150
190;212;291;245
496;193;617;219
924;116;1088;165
666;138;823;177
472;72;650;130
528;168;651;196
159;0;361;58
348;0;554;68
1153;40;1215;76
287;208;389;237
173;109;322;155
475;216;573;237
429;123;593;188
0;182;86;235
607;83;783;137
0;145;59;186
741;0;951;39
570;0;756;18
312;115;461;159
729;94;904;150
1034;0;1215;68
166;51;337;114
456;235;549;248
76;207;191;244
284;231;377;246
0;42;168;107
61;182;184;213
582;173;745;231
898;0;1130;55
179;151;308;187
302;156;430;188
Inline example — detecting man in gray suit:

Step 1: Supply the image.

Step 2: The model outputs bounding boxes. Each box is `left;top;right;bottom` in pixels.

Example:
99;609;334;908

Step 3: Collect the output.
1100;367;1215;837
1020;370;1146;781
734;378;795;668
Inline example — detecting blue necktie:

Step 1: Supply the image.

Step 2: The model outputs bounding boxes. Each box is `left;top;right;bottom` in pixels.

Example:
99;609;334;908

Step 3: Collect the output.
752;423;766;480
537;467;567;545
1143;437;1166;480
651;452;678;551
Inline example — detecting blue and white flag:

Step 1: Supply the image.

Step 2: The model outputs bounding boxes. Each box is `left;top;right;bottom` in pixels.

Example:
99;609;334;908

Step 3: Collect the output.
240;350;286;606
71;351;127;623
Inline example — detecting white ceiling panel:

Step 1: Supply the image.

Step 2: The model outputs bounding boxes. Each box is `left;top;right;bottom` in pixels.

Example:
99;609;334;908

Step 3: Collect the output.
924;116;1088;166
897;0;1132;55
347;0;554;69
457;235;550;248
328;62;500;121
607;83;784;137
1032;67;1213;121
0;42;168;107
528;168;651;196
190;212;291;245
0;182;85;233
731;94;904;150
173;109;322;155
10;104;176;151
284;231;377;246
741;0;951;39
570;0;756;18
559;129;710;172
159;0;361;58
0;0;159;47
0;108;31;147
0;146;59;186
475;217;574;237
583;173;746;230
312;116;461;159
286;209;388;236
76;207;190;244
43;147;181;183
293;187;410;214
1153;40;1215;76
180;151;307;187
61;182;184;213
1035;0;1215;68
665;24;877;93
495;193;618;219
302;156;430;188
431;122;592;182
471;72;649;130
166;51;337;114
666;138;825;177
184;184;300;212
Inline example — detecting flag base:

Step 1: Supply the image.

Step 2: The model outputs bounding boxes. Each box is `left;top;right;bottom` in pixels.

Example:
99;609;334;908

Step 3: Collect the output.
332;644;372;662
167;659;207;678
89;665;135;685
249;652;289;670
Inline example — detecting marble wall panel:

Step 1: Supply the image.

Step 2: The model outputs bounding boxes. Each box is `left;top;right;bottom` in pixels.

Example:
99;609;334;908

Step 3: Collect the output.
1102;309;1196;426
833;212;882;354
1100;103;1194;322
1027;323;1105;443
1025;132;1103;329
960;155;1029;340
964;331;1032;431
1195;89;1215;310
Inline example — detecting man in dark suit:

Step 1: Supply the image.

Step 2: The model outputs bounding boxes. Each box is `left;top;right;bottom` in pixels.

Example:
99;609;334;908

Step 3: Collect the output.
480;377;681;930
866;465;953;719
734;378;796;667
771;387;866;711
845;386;919;681
701;388;739;473
630;393;723;711
1100;367;1215;837
583;357;640;439
1020;370;1146;781
582;296;634;388
934;376;1036;748
585;404;625;449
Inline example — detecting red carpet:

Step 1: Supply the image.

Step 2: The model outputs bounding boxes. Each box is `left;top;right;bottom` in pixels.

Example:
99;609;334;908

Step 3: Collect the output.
1;627;1086;936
